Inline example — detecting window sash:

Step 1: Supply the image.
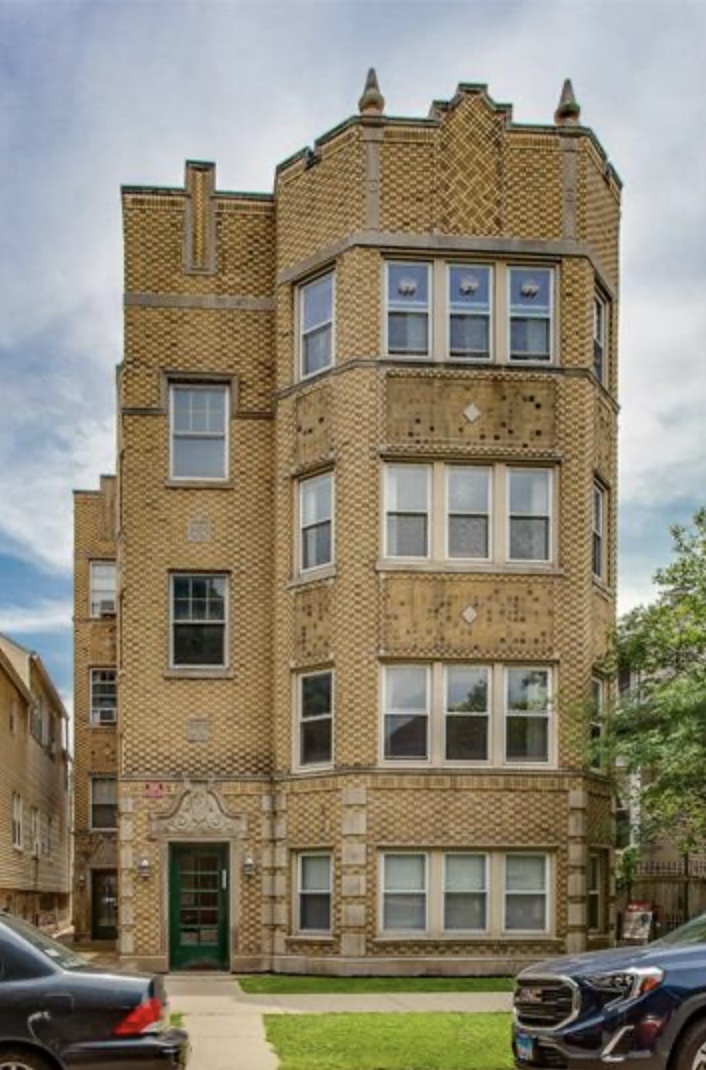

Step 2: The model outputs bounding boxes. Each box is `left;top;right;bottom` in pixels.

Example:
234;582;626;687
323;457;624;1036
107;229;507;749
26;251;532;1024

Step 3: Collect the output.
504;854;548;931
384;666;429;760
508;268;553;362
593;296;606;381
505;669;551;763
301;274;334;377
382;853;428;931
299;474;333;571
444;666;490;762
298;854;331;931
90;562;116;616
507;469;551;562
387;263;430;357
446;467;491;560
593;485;605;579
91;669;117;724
299;671;333;766
170;385;228;481
443;854;488;931
385;465;430;558
91;778;118;830
448;265;492;360
171;574;227;668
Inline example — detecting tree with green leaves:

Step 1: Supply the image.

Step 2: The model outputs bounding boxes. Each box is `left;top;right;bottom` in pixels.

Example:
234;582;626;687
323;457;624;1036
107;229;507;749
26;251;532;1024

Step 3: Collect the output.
609;508;706;852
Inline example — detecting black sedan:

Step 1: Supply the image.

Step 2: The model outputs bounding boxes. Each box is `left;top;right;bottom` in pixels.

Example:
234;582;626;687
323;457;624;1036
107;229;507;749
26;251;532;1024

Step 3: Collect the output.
0;911;189;1070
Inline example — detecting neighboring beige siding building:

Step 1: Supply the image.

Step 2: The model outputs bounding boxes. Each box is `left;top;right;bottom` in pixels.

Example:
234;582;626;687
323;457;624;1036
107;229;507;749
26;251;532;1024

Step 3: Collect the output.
0;634;71;931
74;74;621;973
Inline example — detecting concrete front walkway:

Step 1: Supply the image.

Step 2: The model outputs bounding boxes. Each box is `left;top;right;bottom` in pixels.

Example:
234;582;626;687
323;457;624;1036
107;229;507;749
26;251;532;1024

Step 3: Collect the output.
164;974;513;1070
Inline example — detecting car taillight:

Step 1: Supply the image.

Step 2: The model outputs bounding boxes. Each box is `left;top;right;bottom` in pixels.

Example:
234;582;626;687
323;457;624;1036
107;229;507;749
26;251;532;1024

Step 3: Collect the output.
114;995;164;1036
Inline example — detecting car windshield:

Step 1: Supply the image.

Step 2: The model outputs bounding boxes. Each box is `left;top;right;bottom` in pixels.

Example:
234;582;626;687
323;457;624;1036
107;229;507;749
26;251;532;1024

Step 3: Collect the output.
1;914;90;970
653;913;706;947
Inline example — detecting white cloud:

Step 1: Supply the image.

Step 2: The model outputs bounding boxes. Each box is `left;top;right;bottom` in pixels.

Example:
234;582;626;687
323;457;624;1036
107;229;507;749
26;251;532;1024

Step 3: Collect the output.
0;599;73;634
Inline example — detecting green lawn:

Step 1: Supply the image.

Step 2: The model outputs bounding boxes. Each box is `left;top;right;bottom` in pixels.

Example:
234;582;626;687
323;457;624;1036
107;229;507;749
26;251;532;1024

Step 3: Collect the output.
264;1012;513;1070
238;974;513;994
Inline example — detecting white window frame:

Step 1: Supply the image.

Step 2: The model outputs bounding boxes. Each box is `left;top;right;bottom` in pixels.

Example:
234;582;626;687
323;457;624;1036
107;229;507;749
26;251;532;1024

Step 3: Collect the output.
507;267;554;364
382;664;430;762
299;272;335;379
503;667;552;766
381;663;554;769
90;776;118;832
502;853;550;934
382;463;555;568
593;293;607;383
169;573;228;670
169;383;229;482
379;851;553;938
11;793;23;850
90;561;116;618
380;852;429;934
447;264;493;361
296;853;332;934
592;482;606;581
385;262;431;359
30;806;40;857
90;668;117;726
298;472;334;574
296;669;334;769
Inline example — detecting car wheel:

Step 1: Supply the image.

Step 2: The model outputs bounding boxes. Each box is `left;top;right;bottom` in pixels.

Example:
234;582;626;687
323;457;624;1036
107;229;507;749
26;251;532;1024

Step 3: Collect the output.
0;1051;54;1070
674;1020;706;1070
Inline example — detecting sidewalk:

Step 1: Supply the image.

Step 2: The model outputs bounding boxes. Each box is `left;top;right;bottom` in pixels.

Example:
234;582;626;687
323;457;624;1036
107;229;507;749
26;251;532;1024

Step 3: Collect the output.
165;975;513;1070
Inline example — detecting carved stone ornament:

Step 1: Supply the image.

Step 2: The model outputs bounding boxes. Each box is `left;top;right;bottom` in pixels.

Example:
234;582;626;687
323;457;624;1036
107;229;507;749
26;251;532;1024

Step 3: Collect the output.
462;605;477;625
150;781;247;840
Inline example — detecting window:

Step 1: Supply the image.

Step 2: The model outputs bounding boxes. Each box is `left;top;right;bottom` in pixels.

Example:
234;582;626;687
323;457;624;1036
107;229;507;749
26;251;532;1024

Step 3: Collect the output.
300;273;334;377
587;851;606;931
170;384;228;480
593;295;606;382
9;698;17;735
445;666;489;761
385;260;555;364
383;463;553;566
298;670;333;767
90;777;118;830
387;262;430;356
299;473;333;572
297;854;331;932
90;562;116;617
11;793;22;849
30;807;40;856
385;465;430;558
448;265;492;359
444;854;487;931
383;665;429;760
171;574;227;668
508;469;551;562
592;483;606;580
504;854;548;932
91;669;117;725
382;854;427;931
380;851;551;937
505;668;551;763
29;693;43;743
509;268;552;361
382;663;553;767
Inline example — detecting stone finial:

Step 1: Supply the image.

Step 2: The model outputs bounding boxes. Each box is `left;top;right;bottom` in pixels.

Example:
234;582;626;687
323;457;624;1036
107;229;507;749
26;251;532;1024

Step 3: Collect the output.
555;78;581;126
358;68;385;116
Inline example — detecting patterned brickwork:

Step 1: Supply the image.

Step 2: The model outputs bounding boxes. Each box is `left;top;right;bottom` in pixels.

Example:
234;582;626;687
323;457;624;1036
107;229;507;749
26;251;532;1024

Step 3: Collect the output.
276;129;366;271
439;93;504;236
504;134;563;240
385;372;558;453
80;80;622;970
379;128;437;233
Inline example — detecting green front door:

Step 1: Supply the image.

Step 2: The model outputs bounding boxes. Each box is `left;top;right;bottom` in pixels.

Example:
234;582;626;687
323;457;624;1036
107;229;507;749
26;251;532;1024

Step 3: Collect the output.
169;843;229;970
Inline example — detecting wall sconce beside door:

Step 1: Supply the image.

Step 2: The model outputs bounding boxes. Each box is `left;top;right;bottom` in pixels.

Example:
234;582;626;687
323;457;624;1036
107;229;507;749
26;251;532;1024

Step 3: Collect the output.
136;857;151;880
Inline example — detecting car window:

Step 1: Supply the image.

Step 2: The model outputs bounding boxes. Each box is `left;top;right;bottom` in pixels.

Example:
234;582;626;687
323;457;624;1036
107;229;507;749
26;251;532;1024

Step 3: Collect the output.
0;915;89;970
654;913;706;947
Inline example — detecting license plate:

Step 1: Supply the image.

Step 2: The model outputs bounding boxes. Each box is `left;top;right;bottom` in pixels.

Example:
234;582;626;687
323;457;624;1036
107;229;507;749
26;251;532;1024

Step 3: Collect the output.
516;1033;534;1062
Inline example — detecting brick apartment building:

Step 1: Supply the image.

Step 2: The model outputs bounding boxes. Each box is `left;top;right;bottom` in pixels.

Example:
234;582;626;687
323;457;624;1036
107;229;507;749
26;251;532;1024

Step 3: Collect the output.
73;73;621;973
0;634;71;931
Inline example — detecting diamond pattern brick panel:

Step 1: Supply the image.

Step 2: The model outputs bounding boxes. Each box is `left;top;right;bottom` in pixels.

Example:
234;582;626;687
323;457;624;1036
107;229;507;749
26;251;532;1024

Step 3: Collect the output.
276;129;366;271
559;259;593;369
275;285;294;393
123;307;275;412
579;144;621;289
439;94;504;236
382;574;557;660
336;248;383;361
586;784;613;844
123;195;274;297
385;371;558;452
379;130;437;233
594;395;616;482
504;136;563;240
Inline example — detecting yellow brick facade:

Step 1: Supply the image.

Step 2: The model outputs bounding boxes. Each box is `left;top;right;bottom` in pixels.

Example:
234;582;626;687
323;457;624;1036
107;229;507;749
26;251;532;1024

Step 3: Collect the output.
74;79;621;972
0;636;71;931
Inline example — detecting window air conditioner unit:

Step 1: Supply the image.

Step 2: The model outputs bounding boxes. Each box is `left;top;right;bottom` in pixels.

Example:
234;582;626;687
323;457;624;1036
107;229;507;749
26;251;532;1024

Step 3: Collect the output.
99;599;116;617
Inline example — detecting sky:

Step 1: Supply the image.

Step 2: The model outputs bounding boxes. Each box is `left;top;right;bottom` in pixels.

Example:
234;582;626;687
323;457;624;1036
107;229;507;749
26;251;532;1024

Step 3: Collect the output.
0;0;704;718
